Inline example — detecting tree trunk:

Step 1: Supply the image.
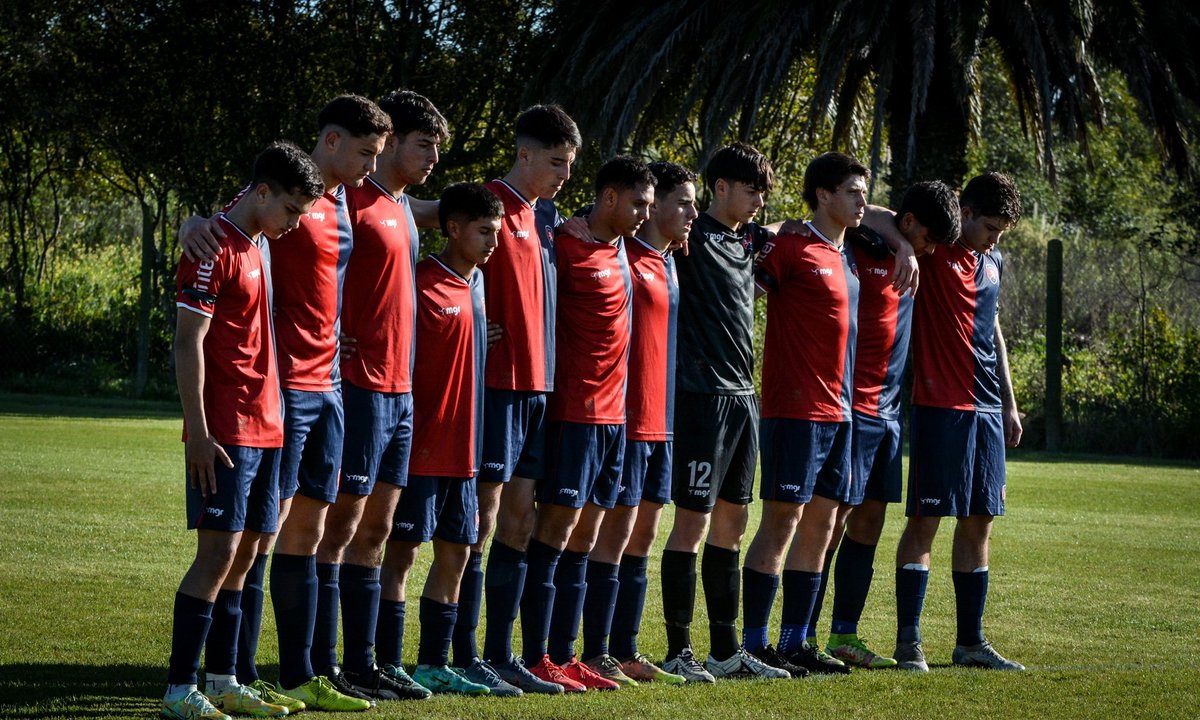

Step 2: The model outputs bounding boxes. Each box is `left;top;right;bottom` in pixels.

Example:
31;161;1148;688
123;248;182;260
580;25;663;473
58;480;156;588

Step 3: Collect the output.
135;196;157;397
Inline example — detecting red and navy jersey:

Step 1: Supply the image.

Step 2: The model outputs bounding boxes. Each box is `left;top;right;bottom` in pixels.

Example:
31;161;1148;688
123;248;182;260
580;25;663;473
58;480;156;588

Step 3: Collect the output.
260;186;354;392
410;257;488;477
849;226;913;420
911;243;1004;412
481;180;557;392
755;223;859;422
548;232;633;425
176;214;283;448
626;238;680;441
341;177;419;393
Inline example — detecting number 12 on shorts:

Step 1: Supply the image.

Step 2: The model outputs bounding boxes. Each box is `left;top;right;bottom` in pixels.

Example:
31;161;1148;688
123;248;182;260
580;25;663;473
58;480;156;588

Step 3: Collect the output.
687;460;712;494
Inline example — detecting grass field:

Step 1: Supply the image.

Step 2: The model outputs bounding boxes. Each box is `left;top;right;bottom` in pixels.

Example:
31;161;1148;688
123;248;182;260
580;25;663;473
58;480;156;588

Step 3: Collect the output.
1;392;1197;719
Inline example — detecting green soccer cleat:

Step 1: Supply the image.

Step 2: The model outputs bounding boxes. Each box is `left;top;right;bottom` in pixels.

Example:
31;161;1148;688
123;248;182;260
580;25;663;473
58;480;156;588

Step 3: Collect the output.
619;652;687;685
412;664;492;695
206;684;289;718
277;676;372;712
162;689;231;720
244;680;305;714
584;654;640;687
826;633;899;669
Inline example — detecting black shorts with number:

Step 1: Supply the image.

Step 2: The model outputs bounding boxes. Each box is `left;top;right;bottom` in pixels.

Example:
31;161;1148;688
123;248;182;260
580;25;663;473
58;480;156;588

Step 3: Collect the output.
671;392;759;512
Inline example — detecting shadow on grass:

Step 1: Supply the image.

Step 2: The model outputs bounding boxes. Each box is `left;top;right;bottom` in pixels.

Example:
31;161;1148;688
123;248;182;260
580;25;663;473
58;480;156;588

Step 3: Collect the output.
0;393;178;421
0;663;281;718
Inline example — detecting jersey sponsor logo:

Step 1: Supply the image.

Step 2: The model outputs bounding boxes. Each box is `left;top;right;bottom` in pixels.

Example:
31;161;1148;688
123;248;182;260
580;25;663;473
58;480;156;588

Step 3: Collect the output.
637;271;656;282
946;260;965;273
869;267;888;277
194;259;216;294
344;473;369;485
515;230;529;239
779;483;804;494
439;306;462;316
590;268;612;281
706;231;726;245
394;521;416;532
482;461;505;471
559;487;579;497
812;267;834;277
920;497;941;506
248;268;261;280
308;211;327;222
205;507;225;517
381;218;398;229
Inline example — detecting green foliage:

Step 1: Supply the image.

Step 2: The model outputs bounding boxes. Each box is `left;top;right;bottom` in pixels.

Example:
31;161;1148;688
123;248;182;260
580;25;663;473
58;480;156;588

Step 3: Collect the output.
2;397;1199;718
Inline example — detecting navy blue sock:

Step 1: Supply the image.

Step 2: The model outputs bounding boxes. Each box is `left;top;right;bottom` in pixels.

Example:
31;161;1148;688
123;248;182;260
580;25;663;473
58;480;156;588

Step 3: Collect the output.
779;570;821;654
807;569;830;642
609;554;649;659
548;550;587;664
452;551;484;666
831;537;877;636
581;559;619;661
340;563;381;673
271;553;317;689
311;562;340;674
741;568;779;653
236;553;268;682
167;592;214;685
483;541;527;663
375;599;406;667
520;539;562;665
204;589;243;676
895;566;930;643
418;597;458;667
952;570;988;646
661;550;697;659
702;544;741;661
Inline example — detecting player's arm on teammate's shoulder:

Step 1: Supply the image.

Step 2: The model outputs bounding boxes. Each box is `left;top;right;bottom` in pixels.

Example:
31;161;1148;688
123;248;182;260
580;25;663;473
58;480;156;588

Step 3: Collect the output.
862;204;919;296
556;215;595;243
994;317;1023;447
409;197;440;229
762;218;807;237
175;310;233;497
179;215;226;262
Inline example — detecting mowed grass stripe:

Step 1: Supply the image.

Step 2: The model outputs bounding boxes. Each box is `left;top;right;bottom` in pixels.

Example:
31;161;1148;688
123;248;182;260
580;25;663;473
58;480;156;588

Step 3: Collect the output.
0;394;1197;719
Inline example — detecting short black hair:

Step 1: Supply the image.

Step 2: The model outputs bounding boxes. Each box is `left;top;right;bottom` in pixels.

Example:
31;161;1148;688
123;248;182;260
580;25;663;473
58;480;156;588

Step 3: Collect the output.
704;142;774;193
515;104;582;149
960;172;1022;225
594;155;656;196
439;182;503;235
802;152;869;211
898;180;961;244
252;141;324;200
648;161;698;199
316;94;393;137
377;89;449;141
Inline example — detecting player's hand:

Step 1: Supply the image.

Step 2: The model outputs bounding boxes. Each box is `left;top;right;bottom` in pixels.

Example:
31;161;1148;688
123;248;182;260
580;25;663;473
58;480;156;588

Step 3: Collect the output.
892;241;919;296
557;216;595;243
180;215;225;262
776;218;807;236
487;321;502;349
340;333;358;361
1003;408;1023;447
666;236;689;255
186;434;233;497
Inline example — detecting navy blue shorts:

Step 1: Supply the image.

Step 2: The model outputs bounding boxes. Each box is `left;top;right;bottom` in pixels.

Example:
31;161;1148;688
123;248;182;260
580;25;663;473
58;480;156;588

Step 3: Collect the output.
759;417;852;504
389;475;479;545
478;389;547;483
616;440;672;507
187;445;281;533
672;392;759;512
907;406;1006;518
340;382;413;496
849;411;903;506
538;421;625;509
280;388;343;504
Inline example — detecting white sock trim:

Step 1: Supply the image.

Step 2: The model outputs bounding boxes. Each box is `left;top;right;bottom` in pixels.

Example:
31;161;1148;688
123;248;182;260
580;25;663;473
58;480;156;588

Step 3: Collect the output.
901;563;929;572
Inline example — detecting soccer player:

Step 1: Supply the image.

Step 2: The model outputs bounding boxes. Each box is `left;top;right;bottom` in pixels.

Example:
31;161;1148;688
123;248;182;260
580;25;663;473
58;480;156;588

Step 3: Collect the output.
659;142;785;682
808;181;960;669
388;182;509;696
322;89;445;701
576;161;695;687
164;141;323;720
522;155;650;692
463;105;581;695
740;151;872;678
893;172;1024;672
180;95;391;711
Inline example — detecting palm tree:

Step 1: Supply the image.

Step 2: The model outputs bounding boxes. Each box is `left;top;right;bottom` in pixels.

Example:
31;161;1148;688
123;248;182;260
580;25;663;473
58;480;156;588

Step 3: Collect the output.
535;0;1198;198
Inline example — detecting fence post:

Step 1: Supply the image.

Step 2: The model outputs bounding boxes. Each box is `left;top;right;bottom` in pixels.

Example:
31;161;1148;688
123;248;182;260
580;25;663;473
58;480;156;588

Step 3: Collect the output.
1045;239;1063;452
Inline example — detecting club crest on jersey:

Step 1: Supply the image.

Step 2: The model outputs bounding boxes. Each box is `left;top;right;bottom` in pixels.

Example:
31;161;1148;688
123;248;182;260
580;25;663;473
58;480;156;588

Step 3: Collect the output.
984;265;1000;284
308;211;326;222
